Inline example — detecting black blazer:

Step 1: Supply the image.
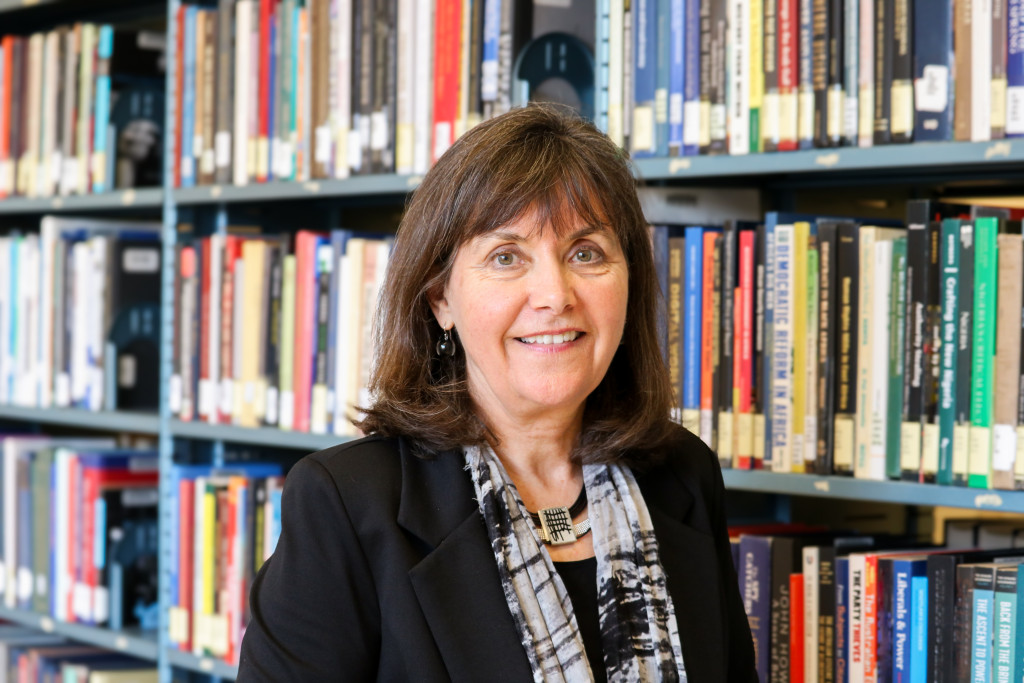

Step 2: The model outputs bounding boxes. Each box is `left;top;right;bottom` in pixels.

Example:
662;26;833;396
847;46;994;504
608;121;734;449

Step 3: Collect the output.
237;429;757;682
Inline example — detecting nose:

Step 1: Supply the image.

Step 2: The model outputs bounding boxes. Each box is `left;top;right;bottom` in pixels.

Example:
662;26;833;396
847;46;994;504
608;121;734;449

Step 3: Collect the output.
527;255;576;313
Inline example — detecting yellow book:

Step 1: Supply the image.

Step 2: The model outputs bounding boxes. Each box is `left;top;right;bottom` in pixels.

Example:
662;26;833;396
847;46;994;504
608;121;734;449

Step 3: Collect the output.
749;0;764;153
791;222;808;473
87;671;158;683
278;255;297;430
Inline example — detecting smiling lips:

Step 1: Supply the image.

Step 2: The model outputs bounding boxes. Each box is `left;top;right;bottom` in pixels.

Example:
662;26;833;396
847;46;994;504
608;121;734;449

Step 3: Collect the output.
516;331;584;345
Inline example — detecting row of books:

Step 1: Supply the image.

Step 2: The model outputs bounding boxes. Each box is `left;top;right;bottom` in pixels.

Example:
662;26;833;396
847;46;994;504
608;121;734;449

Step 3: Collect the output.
166;463;284;666
0;217;162;413
654;201;1024;488
0;626;156;683
170;229;392;436
0;436;159;632
0;25;165;200
610;0;1019;158
171;0;531;187
731;525;1024;683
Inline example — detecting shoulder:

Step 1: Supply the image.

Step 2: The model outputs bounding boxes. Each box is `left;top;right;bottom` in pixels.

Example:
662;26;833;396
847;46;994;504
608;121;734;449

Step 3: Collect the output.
635;424;720;491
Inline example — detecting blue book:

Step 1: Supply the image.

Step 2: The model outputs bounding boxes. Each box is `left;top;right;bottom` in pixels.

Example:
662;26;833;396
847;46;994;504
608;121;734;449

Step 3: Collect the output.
631;0;658;157
971;565;997;683
683;227;707;424
181;7;198;188
992;565;1018;683
668;0;685;155
739;535;772;681
913;0;954;141
268;485;284;553
654;0;671;156
92;26;114;194
682;0;701;155
891;556;929;683
836;556;850;683
1014;562;1024;683
481;0;501;103
1010;0;1024;138
910;574;929;683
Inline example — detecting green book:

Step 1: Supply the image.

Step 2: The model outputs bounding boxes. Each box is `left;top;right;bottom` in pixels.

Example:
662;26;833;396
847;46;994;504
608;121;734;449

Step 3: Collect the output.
969;217;998;489
887;237;907;479
937;219;961;486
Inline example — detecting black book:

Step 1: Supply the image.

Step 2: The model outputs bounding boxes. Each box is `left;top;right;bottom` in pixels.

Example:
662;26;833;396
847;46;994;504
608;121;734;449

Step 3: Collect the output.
812;0;830;146
359;0;376;173
922;220;943;483
954;222;974;486
373;0;397;173
669;234;686;422
763;0;780;152
719;222;738;462
833;221;859;475
754;222;767;424
901;203;931;482
708;0;727;154
699;0;713;154
873;0;894;145
100;486;159;628
262;244;284;427
816;221;840;474
890;0;913;143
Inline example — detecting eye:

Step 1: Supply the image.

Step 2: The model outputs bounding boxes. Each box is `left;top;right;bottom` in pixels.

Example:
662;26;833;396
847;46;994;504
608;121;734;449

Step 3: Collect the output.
494;251;517;266
572;247;598;263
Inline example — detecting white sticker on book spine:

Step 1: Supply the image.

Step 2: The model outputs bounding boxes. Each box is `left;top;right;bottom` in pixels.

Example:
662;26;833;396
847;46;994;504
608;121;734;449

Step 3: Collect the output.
993;424;1017;470
265;386;279;425
215;131;232;168
315;125;332;164
169;375;182;414
915;65;949;113
371;112;388;151
280;390;295;430
122;247;160;273
17;568;32;600
220;378;234;417
1007;86;1024;135
198;379;215;417
683;101;702;146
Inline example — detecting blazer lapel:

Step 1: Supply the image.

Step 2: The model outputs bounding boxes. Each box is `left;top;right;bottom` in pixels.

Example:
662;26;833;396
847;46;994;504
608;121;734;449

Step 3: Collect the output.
397;444;533;682
639;463;728;683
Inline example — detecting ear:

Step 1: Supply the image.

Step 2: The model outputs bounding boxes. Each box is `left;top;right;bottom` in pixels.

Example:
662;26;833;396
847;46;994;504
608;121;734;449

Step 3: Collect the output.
428;283;452;329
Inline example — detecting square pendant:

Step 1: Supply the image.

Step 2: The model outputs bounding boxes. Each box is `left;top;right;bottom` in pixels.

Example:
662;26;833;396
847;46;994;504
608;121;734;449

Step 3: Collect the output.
538;506;576;545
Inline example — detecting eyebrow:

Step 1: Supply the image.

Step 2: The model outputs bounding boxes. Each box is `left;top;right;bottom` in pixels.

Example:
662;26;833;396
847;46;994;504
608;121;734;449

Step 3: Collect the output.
484;225;609;243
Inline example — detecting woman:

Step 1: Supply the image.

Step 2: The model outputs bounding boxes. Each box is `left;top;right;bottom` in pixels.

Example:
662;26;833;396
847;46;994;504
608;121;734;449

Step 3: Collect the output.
237;104;756;682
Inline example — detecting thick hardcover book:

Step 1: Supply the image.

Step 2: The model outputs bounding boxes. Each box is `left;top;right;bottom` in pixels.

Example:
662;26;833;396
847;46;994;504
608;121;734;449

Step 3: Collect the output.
812;0;830;146
701;231;719;447
1009;0;1024;137
973;0;994;142
938;219;961;486
816;221;840;474
711;235;723;456
993;0;1009;139
432;0;461;164
719;223;738;463
834;221;859;475
631;0;657;157
797;0;813;149
654;0;671;157
740;534;773;681
736;228;756;468
763;0;781;151
683;0;702;155
668;0;685;156
778;0;799;150
754;222;768;468
954;222;975;486
886;237;907;480
708;0;727;153
727;0;750;155
683;227;708;435
889;0;914;144
872;0;894;145
901;213;931;482
771;225;795;472
770;537;799;683
993;234;1023;489
969;217;999;488
215;0;237;184
912;0;954;141
858;0;874;147
669;234;686;422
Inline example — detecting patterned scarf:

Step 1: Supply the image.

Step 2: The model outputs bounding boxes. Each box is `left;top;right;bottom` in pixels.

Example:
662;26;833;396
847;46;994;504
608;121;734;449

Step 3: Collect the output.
464;444;687;683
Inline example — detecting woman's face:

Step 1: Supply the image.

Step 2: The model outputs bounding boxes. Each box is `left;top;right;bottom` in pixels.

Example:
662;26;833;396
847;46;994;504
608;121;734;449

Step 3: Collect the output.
430;211;629;426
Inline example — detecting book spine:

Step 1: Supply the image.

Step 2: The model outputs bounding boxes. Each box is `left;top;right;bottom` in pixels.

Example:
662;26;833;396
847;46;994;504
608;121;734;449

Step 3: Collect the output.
938;219;961;486
728;0;750;155
1014;562;1024;683
709;0;727;152
843;0;859;145
763;0;781;151
971;565;996;683
922;221;944;483
181;13;197;188
791;222;809;472
770;538;795;682
804;546;820;682
873;0;894;145
828;0;845;145
668;235;685;424
798;0;814;149
891;0;913;142
711;235;723;454
973;0;994;141
858;0;874;147
215;0;236;184
836;556;850;683
834;223;859;475
993;0;1009;139
888;237;908;480
867;237;893;481
992;234;1023;489
669;0;686;156
1009;0;1024;137
720;224;737;464
654;0;671;157
750;0;765;152
701;231;718;447
737;229;756;468
632;0;657;158
683;0;702;154
432;0;461;163
763;218;778;467
955;0;974;140
200;11;218;185
954;222;975;486
902;217;928;481
791;572;806;683
754;223;767;468
813;0;830;146
855;228;878;479
993;566;1018;683
817;222;838;474
969;218;998;488
683;227;704;434
818;547;837;683
891;560;914;682
779;0;799;150
771;225;794;473
849;555;866;682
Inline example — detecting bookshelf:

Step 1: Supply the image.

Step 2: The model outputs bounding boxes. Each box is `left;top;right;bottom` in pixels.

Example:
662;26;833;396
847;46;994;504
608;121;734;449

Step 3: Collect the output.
0;0;1023;681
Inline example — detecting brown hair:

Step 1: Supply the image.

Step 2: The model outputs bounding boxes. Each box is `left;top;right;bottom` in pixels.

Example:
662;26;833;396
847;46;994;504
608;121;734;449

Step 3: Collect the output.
355;103;677;465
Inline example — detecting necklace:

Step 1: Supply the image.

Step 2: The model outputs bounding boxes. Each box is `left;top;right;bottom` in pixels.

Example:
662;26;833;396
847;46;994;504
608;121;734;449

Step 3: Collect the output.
526;486;592;546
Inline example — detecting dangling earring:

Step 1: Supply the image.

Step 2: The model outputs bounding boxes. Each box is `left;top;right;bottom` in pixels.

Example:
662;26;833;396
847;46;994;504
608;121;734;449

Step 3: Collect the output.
436;327;457;357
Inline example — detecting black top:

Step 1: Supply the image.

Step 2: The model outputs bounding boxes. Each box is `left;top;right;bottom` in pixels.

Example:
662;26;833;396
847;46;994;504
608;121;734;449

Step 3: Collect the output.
553;557;606;683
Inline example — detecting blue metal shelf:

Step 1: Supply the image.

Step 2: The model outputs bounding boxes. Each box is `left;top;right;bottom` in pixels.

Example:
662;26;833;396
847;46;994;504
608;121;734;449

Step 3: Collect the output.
0;606;159;659
170;420;351;451
0;405;161;433
0;188;163;214
166;648;238;679
173;174;422;205
722;469;1024;512
633;139;1024;181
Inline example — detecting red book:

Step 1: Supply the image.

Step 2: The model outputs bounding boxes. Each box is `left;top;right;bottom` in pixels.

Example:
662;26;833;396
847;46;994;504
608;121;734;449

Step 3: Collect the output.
0;37;12;199
735;230;756;468
219;235;245;424
257;0;273;181
293;230;327;432
777;0;798;151
790;573;805;683
174;6;186;187
431;0;462;163
178;477;196;652
699;232;717;444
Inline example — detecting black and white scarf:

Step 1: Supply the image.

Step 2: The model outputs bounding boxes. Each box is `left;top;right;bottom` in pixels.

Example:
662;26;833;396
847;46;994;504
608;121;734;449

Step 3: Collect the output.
464;444;687;682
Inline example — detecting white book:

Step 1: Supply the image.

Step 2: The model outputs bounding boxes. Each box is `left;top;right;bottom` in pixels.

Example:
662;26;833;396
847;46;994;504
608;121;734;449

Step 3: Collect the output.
0;238;9;405
772;225;795;472
70;241;90;408
608;0;626;148
19;237;40;406
86;236;108;411
728;0;750;155
857;0;873;147
395;0;415;174
231;259;245;422
848;552;867;683
412;0;434;174
803;546;820;683
192;475;208;655
333;0;353;180
233;1;252;186
39;31;59;198
972;0;993;141
868;239;893;481
22;34;43;198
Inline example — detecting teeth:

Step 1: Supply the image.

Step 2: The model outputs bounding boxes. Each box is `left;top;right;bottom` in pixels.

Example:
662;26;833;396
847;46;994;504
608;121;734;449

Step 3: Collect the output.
519;331;580;345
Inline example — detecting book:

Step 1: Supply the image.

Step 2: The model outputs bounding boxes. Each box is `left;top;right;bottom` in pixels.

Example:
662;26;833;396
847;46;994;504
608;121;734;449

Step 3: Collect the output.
969;217;999;488
993;233;1023;489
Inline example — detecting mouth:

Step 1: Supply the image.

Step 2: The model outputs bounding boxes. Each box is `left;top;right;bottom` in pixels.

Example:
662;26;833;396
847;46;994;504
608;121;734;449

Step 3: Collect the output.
515;331;584;345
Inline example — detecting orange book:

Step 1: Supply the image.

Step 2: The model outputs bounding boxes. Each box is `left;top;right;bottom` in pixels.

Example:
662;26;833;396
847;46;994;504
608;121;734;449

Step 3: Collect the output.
863;554;880;681
700;232;718;446
178;477;195;651
789;573;804;683
431;0;462;163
